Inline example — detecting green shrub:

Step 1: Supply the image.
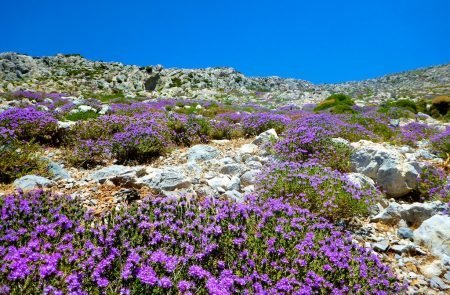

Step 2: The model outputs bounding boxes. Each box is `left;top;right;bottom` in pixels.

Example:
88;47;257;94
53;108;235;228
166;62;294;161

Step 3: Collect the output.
0;140;49;183
417;165;450;202
347;114;398;141
64;110;100;121
314;93;355;113
378;99;418;118
257;162;378;220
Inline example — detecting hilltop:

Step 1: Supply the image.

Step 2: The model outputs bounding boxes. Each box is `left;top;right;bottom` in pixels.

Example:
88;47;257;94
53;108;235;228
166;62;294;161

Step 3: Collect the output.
1;52;449;107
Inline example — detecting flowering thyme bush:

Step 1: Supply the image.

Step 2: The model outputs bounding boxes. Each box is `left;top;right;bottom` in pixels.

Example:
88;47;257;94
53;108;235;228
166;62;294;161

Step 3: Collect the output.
241;113;290;136
0;140;49;183
431;126;450;157
66;140;112;168
274;115;356;171
111;121;171;164
0;107;60;144
166;114;210;145
417;165;450;202
257;162;379;220
209;119;244;140
399;122;437;146
0;190;402;294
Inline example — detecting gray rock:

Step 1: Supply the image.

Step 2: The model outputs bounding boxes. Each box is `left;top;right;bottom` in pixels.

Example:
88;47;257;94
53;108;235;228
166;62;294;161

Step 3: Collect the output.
390;244;415;254
246;161;263;170
48;161;71;180
138;167;191;191
346;172;377;190
161;188;196;200
350;140;421;198
220;164;244;176
13;175;54;190
219;157;235;165
397;227;414;240
187;145;220;162
414;215;450;258
224;190;244;202
429;277;450;290
239;144;258;155
444;271;450;281
57;120;76;129
252;129;278;146
389;119;400;127
207;175;231;190
226;176;241;191
240;170;259;186
90;165;139;186
373;240;390;252
98;104;111;115
371;201;447;225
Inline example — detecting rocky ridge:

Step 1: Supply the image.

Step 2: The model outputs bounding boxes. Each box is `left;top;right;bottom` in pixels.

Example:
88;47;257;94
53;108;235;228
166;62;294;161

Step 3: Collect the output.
1;52;449;107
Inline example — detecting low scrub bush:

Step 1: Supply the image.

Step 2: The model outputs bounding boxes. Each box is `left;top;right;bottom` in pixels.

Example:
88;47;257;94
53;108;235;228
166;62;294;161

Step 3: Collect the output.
431;126;450;158
241;113;290;136
0;190;402;294
274;114;372;171
65;110;100;121
111;122;171;164
346;113;397;141
209;120;244;140
0;139;49;183
417;165;450;202
399;122;438;146
314;93;355;114
66;140;112;168
257;162;379;220
0;107;60;144
167;114;210;146
378;99;418;118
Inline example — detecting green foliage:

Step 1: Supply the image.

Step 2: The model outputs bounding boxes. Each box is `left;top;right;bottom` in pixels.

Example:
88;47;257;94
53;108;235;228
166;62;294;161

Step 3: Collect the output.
378;99;419;118
64;110;100;121
0;140;49;183
314;93;355;113
347;115;398;141
416;98;428;114
417;166;450;202
170;77;183;87
258;163;376;220
331;104;357;114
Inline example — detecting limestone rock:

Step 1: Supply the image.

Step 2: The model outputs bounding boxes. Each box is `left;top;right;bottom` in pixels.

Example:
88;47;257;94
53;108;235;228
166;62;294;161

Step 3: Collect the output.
187;145;220;162
13;175;54;191
414;215;450;259
252;129;278;146
350;140;421;198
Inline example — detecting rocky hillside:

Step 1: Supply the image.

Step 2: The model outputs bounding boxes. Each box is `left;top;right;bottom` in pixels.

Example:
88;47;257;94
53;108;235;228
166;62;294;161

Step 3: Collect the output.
1;52;449;107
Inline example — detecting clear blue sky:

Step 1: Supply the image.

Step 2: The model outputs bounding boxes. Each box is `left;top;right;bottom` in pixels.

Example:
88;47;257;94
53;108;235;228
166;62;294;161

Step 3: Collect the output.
2;0;449;83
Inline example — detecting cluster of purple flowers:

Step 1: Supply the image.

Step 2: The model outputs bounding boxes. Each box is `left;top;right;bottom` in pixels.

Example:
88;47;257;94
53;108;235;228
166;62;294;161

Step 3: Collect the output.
399;122;438;146
431;126;450;157
273;114;372;170
241;113;291;136
0;107;59;144
257;161;380;219
0;190;403;294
